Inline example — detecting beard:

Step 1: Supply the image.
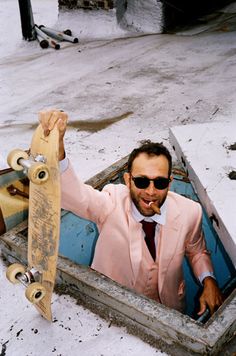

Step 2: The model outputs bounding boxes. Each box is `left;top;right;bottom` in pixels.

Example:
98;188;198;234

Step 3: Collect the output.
130;188;168;217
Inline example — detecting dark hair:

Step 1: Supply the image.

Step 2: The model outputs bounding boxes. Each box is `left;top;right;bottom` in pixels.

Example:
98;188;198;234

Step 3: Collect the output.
127;140;172;177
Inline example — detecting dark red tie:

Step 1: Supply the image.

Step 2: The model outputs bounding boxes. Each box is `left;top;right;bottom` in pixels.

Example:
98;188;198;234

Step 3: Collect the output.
141;220;157;261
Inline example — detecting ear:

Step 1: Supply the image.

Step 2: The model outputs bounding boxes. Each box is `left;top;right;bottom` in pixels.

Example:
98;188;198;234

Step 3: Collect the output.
123;172;131;188
168;175;173;189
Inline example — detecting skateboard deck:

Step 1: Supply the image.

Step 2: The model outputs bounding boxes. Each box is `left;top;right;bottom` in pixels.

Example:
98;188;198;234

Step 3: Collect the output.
6;124;61;321
28;124;60;320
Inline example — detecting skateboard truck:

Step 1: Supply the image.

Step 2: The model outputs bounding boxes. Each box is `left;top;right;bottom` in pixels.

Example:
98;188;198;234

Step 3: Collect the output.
6;263;46;304
7;149;49;184
16;267;40;285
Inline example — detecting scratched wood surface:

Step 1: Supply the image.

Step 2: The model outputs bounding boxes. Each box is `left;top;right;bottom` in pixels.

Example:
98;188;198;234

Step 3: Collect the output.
28;124;60;321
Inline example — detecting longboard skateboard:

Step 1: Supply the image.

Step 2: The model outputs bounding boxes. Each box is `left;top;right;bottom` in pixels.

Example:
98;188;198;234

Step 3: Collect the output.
6;124;61;321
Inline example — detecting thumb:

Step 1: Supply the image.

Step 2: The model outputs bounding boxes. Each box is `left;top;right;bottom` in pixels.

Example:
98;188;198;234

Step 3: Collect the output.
197;301;207;316
57;112;68;137
57;118;67;133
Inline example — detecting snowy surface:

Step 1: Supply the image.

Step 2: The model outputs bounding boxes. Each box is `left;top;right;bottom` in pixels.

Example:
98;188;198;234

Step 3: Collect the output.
119;0;163;33
0;260;164;356
0;0;236;354
1;1;236;180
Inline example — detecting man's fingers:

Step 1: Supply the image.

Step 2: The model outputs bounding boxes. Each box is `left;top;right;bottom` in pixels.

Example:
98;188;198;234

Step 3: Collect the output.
197;301;207;316
197;305;206;315
57;112;68;132
208;304;214;316
198;296;222;316
38;109;68;136
48;110;65;131
211;296;223;313
39;109;56;129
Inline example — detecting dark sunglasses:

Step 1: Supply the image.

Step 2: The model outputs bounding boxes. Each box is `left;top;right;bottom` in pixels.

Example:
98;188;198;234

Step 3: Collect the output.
131;175;170;190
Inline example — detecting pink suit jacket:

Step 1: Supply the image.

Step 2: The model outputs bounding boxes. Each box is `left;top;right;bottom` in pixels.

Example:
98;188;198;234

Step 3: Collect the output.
61;162;213;312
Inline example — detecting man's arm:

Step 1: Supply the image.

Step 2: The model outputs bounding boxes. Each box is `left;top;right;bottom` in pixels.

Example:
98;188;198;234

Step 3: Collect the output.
185;203;223;315
39;109;116;225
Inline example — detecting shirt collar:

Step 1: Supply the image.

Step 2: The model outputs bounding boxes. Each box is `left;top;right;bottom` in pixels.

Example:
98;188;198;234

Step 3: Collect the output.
131;199;167;225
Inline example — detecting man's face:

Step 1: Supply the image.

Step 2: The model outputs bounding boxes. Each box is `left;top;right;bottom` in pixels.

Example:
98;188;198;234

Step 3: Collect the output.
124;153;172;216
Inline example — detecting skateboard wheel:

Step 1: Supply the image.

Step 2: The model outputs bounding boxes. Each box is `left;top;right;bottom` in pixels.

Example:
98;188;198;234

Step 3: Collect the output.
7;149;29;171
6;263;26;284
25;282;46;304
28;162;49;184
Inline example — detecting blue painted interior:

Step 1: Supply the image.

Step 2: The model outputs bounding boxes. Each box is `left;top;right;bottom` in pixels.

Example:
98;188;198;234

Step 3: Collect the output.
59;211;98;266
59;174;236;319
171;175;236;317
0;170;25;186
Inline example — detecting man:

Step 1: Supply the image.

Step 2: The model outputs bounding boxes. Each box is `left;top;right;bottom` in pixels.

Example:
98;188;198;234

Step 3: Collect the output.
40;109;223;316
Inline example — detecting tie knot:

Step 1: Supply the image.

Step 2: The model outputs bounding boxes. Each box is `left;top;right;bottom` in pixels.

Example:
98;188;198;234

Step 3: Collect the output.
141;220;157;239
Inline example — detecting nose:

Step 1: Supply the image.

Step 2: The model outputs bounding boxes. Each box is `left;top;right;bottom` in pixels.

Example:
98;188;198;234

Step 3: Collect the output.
145;181;156;195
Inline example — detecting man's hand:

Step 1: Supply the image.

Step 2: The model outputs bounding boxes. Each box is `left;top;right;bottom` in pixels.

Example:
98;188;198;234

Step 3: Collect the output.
39;109;68;160
198;277;224;316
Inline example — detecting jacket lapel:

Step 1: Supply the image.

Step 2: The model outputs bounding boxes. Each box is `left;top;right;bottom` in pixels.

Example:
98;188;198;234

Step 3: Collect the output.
128;212;144;282
158;194;182;293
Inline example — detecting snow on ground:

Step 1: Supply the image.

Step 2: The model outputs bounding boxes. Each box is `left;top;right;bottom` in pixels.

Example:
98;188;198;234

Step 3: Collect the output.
1;1;236;180
0;259;165;356
0;0;236;354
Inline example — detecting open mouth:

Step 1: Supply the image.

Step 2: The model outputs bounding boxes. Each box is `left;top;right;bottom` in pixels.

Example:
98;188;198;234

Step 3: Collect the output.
141;199;161;215
142;199;156;208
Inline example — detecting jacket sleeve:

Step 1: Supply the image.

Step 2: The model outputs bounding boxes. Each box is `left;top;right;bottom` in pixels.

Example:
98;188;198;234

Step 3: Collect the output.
60;160;116;225
184;202;214;281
